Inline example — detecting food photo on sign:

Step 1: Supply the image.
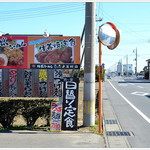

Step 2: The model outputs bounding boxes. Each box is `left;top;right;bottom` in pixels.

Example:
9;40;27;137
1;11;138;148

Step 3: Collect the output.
34;39;75;64
0;36;28;69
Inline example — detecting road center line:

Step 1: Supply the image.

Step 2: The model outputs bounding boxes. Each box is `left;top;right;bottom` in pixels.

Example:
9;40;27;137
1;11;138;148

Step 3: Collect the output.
108;80;150;124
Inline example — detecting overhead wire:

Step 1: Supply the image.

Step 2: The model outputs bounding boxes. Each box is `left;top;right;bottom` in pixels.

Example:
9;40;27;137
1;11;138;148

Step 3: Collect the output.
0;9;85;21
96;3;104;44
96;4;150;65
123;30;150;33
96;3;126;59
0;3;85;21
96;3;101;38
0;7;84;18
100;9;147;42
91;2;149;67
0;3;84;14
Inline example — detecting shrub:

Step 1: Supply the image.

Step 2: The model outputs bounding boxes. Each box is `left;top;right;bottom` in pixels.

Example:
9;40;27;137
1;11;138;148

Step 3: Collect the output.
0;100;22;128
0;98;56;128
21;100;51;127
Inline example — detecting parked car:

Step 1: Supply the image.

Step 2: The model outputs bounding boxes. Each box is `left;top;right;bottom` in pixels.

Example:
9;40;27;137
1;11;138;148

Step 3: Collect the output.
136;74;144;79
107;75;111;79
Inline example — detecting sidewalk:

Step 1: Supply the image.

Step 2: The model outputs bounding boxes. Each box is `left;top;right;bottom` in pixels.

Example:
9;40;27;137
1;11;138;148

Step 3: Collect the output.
102;81;131;148
77;80;131;148
0;130;105;148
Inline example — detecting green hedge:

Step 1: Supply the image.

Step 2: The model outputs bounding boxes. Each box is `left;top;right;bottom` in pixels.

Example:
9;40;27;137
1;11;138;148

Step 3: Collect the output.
0;98;57;128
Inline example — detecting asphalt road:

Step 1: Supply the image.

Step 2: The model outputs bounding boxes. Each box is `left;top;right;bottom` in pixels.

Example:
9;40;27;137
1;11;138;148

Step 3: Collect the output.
104;77;150;148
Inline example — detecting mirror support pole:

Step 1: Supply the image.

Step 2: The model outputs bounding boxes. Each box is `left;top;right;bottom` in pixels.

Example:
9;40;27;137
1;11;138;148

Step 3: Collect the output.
98;22;120;133
98;42;103;133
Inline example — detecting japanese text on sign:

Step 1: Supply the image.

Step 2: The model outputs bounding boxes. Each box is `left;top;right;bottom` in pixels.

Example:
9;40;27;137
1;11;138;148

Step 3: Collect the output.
39;69;47;97
62;78;79;130
50;102;62;132
39;38;76;51
9;69;17;97
0;37;27;50
24;69;32;97
53;70;62;97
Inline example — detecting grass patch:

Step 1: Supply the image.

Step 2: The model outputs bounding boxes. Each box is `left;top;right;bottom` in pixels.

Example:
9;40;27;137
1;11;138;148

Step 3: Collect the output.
95;119;99;125
89;125;98;133
89;120;103;134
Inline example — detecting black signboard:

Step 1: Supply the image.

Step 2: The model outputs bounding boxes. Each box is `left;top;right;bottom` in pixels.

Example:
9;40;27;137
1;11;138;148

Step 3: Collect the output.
0;69;2;97
38;69;47;97
30;64;80;69
9;69;17;97
53;69;62;97
23;69;33;97
62;77;79;130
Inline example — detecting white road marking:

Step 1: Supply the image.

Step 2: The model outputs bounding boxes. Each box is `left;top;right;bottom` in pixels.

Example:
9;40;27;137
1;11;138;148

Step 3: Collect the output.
118;84;128;86
137;86;144;88
119;80;124;82
128;83;135;85
131;91;148;96
108;80;150;124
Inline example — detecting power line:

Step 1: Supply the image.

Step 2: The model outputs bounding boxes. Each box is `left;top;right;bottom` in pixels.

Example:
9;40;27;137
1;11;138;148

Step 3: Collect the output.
0;3;85;21
0;9;85;21
100;9;147;42
125;30;150;32
0;3;84;14
0;5;84;16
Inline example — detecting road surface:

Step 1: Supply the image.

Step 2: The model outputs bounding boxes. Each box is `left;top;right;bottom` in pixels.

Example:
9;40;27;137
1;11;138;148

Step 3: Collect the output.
104;77;150;148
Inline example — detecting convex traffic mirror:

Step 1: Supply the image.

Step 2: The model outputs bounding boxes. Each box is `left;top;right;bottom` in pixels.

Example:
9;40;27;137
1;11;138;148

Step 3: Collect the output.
98;22;120;50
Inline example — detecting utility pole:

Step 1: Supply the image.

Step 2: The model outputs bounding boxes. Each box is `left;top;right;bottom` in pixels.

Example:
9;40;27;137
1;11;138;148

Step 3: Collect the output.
83;2;95;126
135;48;137;76
126;54;128;76
133;48;137;76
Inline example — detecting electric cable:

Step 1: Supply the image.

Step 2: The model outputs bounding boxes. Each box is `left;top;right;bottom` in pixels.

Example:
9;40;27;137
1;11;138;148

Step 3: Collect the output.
0;3;85;21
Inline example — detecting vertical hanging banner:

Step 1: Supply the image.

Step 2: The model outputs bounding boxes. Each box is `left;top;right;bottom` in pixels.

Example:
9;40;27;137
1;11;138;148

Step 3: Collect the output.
38;69;47;97
24;69;32;97
32;69;39;97
17;69;24;97
9;69;17;97
50;102;62;132
0;69;2;97
53;69;62;97
2;69;9;97
62;78;79;130
47;69;54;97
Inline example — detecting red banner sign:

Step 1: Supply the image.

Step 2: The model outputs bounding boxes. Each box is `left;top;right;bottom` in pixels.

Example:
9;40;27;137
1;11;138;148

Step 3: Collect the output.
0;36;80;69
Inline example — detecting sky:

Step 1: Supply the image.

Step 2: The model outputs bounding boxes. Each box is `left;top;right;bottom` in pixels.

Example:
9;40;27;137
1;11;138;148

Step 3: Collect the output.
97;2;150;73
0;2;150;73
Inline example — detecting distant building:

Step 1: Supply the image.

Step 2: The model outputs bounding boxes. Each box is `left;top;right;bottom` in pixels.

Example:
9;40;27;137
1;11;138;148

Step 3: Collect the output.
117;61;122;76
107;62;134;76
123;64;133;75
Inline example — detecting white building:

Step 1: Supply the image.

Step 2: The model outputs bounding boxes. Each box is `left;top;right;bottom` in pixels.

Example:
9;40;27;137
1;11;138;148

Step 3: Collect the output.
123;64;133;75
117;61;122;75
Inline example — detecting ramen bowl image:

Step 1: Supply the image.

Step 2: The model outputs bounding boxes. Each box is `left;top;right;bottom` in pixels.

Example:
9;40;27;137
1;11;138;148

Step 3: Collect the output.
0;54;8;66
